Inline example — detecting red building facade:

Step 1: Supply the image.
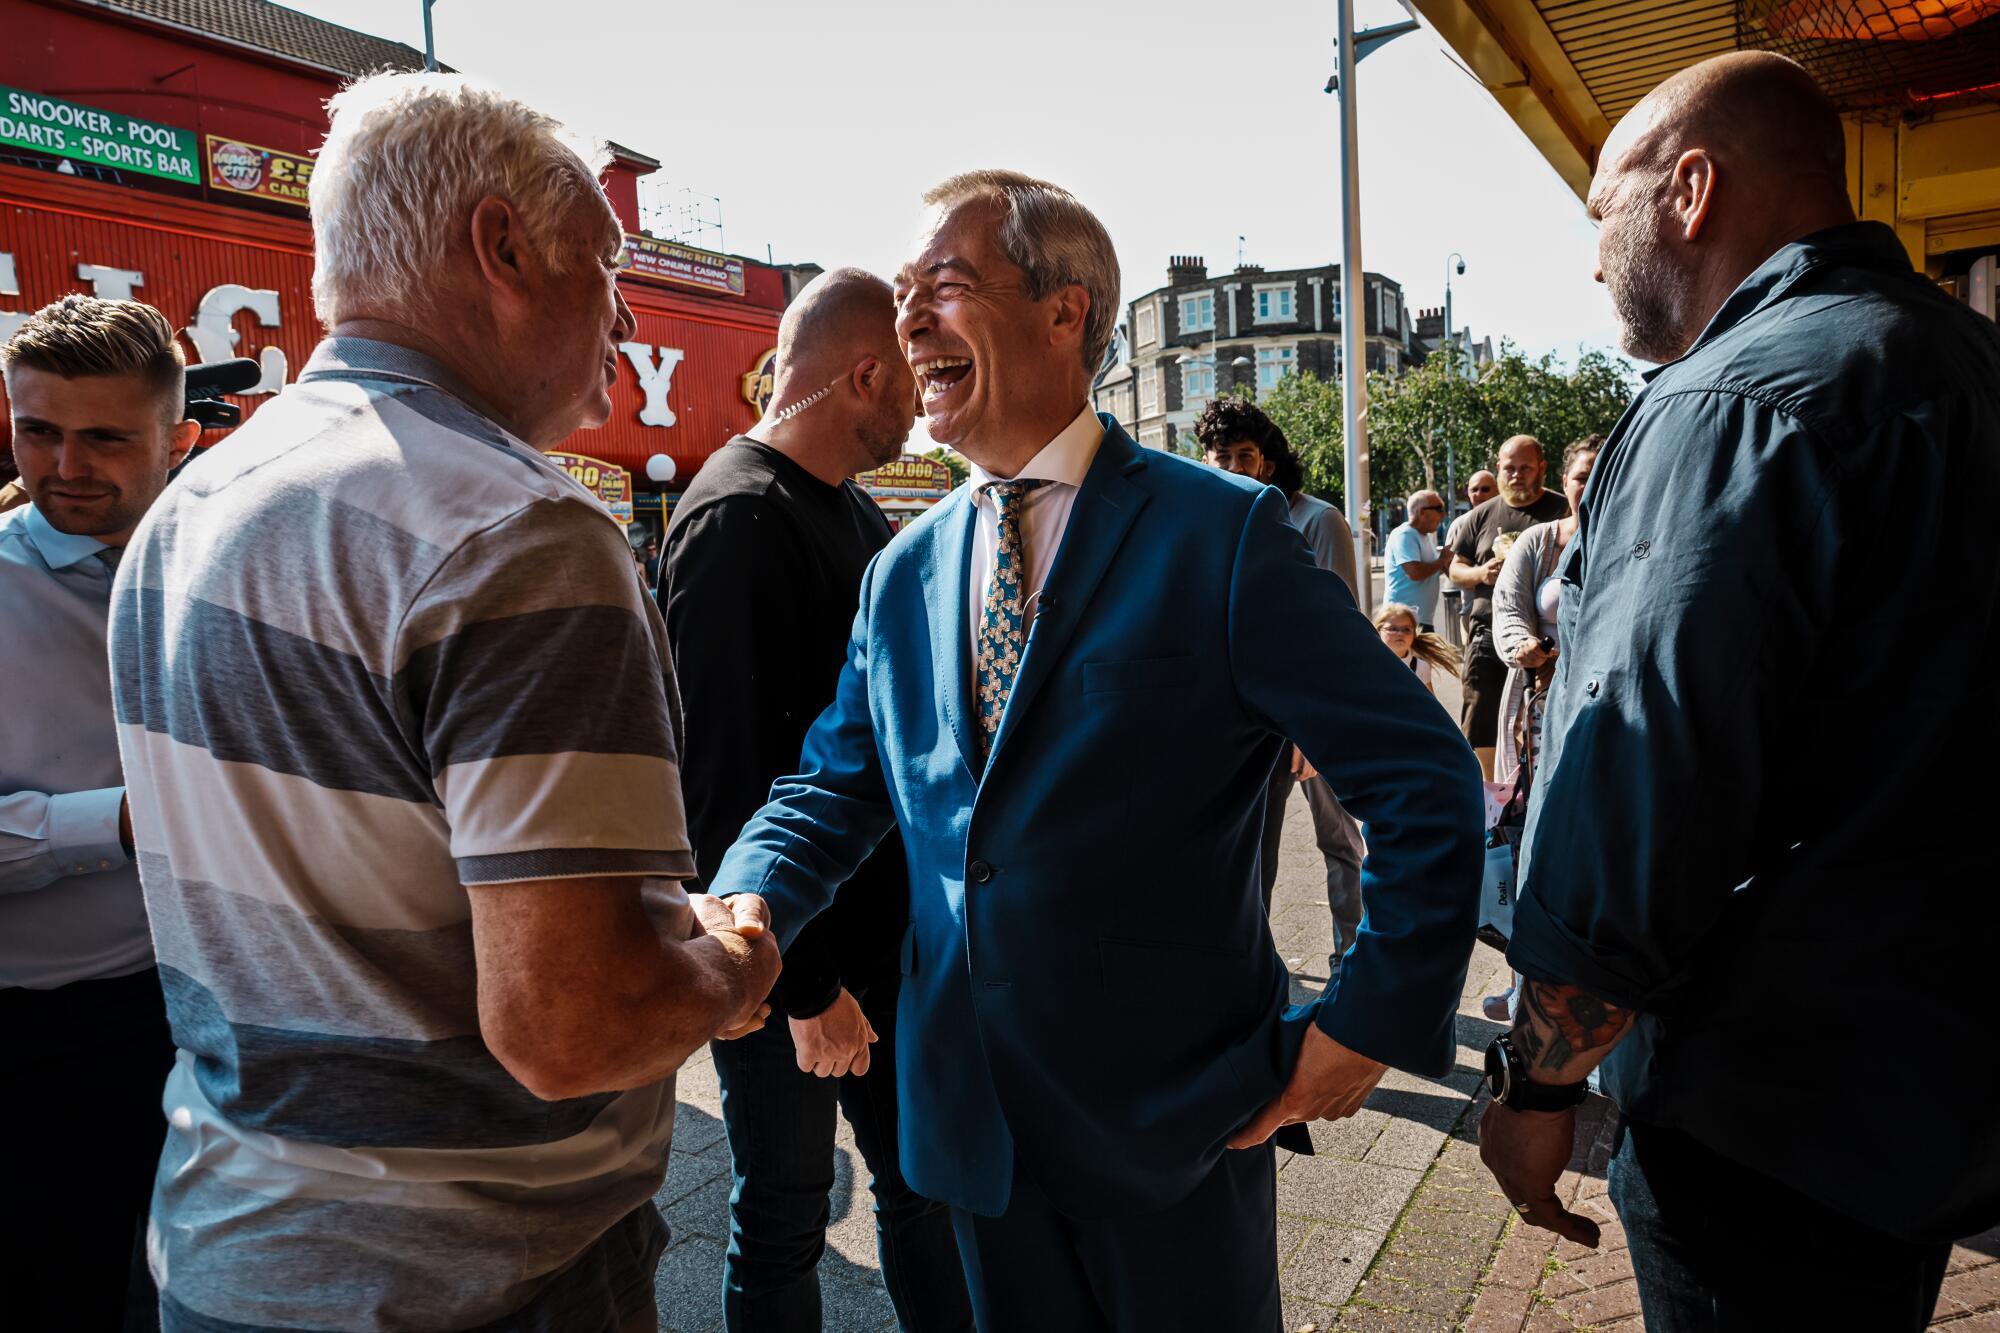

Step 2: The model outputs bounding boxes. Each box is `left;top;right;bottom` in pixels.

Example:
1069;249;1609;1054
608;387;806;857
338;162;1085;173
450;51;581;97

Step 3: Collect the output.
0;0;786;535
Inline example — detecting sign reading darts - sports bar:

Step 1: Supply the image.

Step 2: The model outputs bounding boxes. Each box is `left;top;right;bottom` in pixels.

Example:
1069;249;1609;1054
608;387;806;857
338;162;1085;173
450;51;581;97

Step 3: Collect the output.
0;86;198;184
206;136;314;208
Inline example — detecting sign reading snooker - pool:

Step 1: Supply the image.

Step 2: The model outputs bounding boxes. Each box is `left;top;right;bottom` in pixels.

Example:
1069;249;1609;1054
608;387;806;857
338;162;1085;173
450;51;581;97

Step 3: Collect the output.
0;86;198;184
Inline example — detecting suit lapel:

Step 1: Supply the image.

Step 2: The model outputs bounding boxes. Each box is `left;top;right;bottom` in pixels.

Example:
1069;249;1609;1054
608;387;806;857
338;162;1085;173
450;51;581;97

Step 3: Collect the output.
923;488;981;779
988;422;1150;769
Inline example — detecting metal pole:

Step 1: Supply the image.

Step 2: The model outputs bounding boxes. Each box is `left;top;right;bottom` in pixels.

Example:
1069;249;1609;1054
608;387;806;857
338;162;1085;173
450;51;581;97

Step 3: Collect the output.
1443;259;1457;509
1336;0;1372;615
422;1;438;71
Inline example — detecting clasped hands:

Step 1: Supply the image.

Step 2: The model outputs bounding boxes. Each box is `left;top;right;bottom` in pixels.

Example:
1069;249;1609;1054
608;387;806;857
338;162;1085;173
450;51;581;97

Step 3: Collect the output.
686;895;878;1076
1227;1024;1387;1150
688;892;781;1040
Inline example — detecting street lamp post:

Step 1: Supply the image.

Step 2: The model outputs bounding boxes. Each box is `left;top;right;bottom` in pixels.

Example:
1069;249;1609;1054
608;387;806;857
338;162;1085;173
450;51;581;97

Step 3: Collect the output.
422;1;440;71
1443;251;1466;510
1330;7;1417;616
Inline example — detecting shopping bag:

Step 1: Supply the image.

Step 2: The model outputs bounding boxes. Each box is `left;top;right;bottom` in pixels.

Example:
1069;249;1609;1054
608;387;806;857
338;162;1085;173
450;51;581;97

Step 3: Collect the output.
1478;826;1520;951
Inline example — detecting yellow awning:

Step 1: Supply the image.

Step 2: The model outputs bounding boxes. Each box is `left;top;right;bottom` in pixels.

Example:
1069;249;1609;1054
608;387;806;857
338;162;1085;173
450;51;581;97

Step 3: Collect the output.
1409;0;2000;270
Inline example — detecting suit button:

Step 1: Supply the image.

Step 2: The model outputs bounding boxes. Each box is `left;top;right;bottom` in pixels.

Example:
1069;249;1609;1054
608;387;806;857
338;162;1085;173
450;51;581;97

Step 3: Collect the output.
968;860;994;883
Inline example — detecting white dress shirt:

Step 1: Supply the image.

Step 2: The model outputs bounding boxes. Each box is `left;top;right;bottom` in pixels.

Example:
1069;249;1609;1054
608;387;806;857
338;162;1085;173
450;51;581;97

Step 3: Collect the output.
964;405;1104;658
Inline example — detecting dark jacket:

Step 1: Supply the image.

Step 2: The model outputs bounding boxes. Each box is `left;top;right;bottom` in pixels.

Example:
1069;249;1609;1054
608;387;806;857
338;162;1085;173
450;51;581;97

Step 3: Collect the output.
1512;222;2000;1243
710;421;1484;1219
659;439;907;1017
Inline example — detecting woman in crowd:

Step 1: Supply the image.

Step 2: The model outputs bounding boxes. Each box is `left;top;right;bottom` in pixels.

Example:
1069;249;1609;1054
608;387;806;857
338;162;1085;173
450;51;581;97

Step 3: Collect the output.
1373;601;1460;696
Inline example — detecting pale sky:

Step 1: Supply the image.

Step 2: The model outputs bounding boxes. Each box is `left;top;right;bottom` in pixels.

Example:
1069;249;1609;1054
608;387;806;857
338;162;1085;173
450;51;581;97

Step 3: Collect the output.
288;0;1624;364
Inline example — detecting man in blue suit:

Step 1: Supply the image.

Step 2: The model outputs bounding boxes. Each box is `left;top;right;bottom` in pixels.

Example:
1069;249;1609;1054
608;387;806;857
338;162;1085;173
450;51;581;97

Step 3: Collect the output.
709;170;1484;1330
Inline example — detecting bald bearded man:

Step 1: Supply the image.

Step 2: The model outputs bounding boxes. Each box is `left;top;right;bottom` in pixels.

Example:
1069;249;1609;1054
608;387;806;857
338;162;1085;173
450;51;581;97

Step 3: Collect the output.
1476;52;2000;1331
659;269;973;1331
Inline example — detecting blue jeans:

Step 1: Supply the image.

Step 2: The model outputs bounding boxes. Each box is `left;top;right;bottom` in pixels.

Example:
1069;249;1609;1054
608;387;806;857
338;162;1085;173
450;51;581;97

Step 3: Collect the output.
710;978;971;1333
1609;1117;1950;1331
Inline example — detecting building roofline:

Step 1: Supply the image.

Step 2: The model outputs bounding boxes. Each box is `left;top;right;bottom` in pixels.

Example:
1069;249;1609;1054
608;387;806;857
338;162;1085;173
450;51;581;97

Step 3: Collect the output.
605;140;662;171
54;0;443;82
1127;264;1401;304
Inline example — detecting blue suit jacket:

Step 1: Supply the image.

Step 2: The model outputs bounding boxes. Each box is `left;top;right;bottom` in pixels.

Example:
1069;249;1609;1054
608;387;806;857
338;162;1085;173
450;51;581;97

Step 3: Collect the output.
711;419;1483;1219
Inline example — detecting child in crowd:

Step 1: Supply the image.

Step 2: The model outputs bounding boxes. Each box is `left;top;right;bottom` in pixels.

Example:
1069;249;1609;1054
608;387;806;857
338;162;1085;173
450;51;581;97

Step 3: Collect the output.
1373;601;1460;695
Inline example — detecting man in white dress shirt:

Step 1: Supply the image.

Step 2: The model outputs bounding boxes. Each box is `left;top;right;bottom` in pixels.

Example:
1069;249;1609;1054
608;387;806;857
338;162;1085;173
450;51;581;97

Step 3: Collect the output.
704;169;1483;1331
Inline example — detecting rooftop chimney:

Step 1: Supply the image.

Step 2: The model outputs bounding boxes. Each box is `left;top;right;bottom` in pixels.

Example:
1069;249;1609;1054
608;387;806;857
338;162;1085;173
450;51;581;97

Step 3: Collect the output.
1167;254;1207;287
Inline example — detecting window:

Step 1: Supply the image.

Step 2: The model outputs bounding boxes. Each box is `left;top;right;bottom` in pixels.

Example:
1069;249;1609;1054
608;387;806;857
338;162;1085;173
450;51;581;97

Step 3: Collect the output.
1182;359;1214;403
1178;292;1214;334
1254;284;1296;323
1136;300;1157;347
1139;365;1160;416
1139;426;1168;452
1256;345;1296;391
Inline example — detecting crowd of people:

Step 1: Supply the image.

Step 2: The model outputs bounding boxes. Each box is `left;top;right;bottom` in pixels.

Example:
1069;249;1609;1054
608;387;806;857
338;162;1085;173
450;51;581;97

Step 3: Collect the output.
2;46;1996;1333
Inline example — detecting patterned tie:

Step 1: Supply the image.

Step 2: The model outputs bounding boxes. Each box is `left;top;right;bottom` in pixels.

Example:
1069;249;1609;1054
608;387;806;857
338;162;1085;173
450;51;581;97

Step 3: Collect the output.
975;479;1046;764
94;547;123;578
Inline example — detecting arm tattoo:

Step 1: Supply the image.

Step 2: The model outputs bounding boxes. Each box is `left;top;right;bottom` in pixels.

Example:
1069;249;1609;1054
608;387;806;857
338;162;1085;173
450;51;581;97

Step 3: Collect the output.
1512;980;1634;1076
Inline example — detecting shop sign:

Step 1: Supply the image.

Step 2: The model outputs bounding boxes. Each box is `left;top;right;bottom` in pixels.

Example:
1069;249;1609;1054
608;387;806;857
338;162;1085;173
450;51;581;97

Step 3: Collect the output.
547;451;634;526
0;85;198;184
859;455;954;499
622;232;744;297
740;348;776;415
0;251;289;391
205;135;313;208
0;239;709;433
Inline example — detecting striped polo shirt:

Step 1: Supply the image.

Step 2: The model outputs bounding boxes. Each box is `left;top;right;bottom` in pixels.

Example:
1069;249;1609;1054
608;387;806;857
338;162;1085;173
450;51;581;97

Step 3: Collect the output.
110;338;695;1332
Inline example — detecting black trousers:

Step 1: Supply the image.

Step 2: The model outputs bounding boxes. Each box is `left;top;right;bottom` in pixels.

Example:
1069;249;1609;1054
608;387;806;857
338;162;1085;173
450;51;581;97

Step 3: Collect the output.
1609;1117;1951;1331
948;1145;1280;1332
0;968;176;1333
709;977;971;1333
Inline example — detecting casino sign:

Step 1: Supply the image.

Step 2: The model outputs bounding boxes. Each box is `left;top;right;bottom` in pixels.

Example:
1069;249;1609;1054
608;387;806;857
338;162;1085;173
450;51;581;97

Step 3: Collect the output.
740;348;776;417
857;454;956;531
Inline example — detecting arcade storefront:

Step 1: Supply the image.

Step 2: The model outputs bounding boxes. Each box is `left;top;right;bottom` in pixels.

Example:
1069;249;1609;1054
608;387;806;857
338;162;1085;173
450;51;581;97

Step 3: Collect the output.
1;0;787;548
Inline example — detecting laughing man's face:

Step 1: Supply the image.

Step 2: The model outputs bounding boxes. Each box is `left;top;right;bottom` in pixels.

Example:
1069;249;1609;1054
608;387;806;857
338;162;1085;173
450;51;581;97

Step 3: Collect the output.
894;198;1060;457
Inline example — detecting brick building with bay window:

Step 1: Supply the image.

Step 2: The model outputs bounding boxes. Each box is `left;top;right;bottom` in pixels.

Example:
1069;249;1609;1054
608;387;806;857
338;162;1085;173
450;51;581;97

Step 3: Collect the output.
1098;254;1422;453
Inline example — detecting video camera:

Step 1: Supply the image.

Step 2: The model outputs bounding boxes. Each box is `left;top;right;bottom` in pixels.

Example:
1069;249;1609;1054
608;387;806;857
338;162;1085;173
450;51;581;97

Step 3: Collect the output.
184;357;263;430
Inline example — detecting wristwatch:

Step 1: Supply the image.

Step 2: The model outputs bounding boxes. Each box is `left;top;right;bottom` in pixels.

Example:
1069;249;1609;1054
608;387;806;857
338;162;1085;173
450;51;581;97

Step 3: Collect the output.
1484;1033;1589;1112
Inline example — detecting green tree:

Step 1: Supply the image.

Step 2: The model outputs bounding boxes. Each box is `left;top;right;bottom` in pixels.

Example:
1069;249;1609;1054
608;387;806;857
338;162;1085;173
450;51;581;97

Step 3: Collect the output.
1188;344;1635;524
922;445;970;488
1354;342;1637;509
1457;342;1636;472
1253;373;1346;506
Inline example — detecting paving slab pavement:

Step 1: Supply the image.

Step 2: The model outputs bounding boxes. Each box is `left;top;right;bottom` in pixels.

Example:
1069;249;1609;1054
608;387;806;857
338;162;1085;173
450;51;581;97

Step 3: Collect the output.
1456;1100;2000;1333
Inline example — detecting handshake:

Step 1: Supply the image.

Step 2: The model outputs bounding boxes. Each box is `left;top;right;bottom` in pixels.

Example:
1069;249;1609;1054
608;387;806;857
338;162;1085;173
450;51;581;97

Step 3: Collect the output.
686;892;883;1081
689;891;782;1039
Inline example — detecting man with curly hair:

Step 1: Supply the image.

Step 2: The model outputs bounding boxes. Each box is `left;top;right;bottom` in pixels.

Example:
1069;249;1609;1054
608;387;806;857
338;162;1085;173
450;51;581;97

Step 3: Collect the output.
1194;396;1367;970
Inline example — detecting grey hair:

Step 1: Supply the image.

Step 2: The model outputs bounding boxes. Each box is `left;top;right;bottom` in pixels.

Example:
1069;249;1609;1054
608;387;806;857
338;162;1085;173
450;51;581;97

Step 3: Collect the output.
310;72;612;327
922;169;1121;375
1406;488;1442;512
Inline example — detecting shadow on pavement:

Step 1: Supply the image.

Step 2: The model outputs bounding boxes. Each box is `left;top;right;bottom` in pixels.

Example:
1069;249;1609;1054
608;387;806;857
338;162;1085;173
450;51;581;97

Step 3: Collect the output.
654;1101;899;1333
